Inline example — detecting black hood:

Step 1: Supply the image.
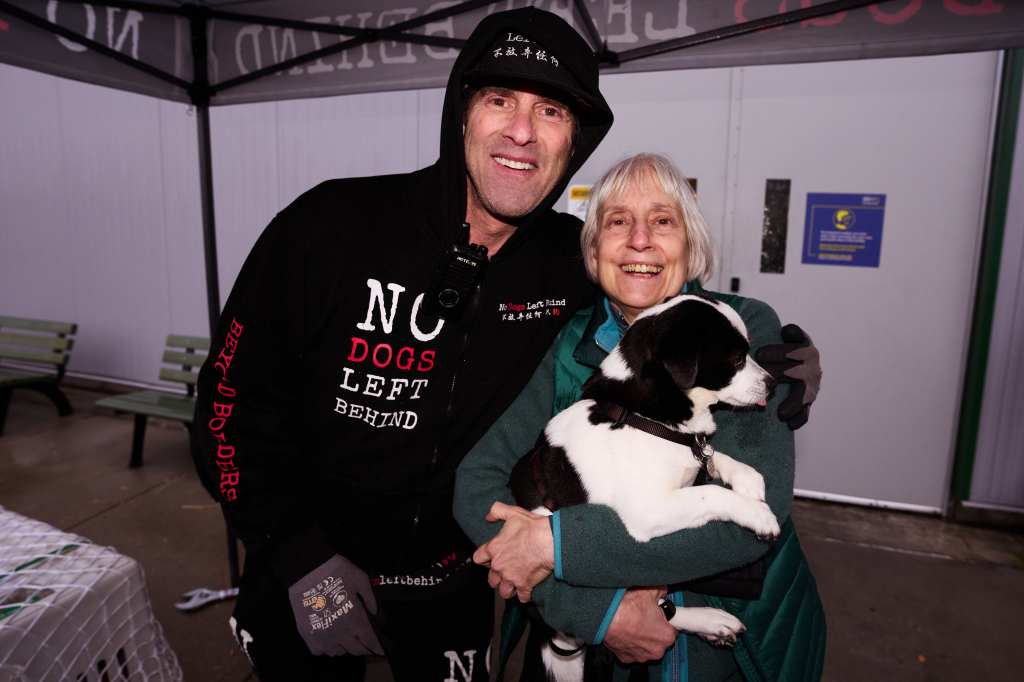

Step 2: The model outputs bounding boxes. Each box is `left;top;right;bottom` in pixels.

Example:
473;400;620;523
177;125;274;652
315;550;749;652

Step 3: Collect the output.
435;7;614;243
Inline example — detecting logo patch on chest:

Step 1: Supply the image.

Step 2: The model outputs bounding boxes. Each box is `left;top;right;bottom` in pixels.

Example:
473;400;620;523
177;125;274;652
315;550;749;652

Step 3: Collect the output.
498;298;565;322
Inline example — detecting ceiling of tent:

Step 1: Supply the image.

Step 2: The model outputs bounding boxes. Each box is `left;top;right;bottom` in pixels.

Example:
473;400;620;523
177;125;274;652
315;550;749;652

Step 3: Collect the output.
1;0;1022;105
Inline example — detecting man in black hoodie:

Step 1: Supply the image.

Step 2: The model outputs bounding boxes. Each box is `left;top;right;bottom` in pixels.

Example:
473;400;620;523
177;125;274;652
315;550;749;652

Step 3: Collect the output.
192;7;614;682
192;6;825;680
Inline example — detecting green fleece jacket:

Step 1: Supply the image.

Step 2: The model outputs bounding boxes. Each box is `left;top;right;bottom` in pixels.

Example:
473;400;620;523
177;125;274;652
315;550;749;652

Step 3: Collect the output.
454;289;826;681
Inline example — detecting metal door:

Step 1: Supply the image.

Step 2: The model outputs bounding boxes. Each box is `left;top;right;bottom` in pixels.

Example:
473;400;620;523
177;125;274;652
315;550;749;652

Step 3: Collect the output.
721;53;999;511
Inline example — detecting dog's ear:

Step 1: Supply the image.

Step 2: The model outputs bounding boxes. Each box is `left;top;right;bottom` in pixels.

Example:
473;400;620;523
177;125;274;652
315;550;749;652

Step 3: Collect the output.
618;317;656;369
653;301;701;391
662;350;698;391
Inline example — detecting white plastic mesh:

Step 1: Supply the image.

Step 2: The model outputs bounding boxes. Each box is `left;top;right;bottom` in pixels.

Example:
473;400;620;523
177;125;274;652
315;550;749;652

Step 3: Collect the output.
0;507;183;682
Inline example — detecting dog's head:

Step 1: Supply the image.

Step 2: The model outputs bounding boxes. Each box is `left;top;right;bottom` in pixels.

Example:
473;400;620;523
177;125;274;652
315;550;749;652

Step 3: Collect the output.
584;295;772;425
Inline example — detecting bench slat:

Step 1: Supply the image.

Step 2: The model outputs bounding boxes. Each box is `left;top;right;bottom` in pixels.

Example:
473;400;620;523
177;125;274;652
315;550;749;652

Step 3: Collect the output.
0;317;77;335
0;332;73;351
166;335;209;350
159;367;198;385
96;391;195;422
162;350;206;367
0;366;58;386
0;349;67;366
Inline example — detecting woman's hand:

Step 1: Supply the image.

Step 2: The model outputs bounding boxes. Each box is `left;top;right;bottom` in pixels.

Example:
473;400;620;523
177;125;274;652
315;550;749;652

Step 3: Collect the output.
603;586;677;663
472;502;554;602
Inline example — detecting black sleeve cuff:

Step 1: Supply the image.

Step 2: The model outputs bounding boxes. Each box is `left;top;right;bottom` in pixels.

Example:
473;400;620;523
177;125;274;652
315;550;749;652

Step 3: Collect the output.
269;525;338;587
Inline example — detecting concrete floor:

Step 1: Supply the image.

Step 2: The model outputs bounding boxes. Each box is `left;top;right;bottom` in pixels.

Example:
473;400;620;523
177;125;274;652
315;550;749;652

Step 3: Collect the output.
1;384;1022;682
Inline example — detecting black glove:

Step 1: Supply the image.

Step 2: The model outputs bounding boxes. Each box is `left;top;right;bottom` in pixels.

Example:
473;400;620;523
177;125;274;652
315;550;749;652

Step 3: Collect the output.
287;554;384;657
755;324;822;430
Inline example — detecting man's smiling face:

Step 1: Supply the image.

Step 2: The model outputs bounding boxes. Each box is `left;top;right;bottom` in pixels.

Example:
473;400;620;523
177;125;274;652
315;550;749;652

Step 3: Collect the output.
464;85;575;223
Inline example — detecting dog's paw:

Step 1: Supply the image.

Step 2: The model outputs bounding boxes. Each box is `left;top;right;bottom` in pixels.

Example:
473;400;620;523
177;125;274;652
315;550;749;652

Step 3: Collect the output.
704;633;740;648
728;468;766;502
670;607;745;647
736;500;780;541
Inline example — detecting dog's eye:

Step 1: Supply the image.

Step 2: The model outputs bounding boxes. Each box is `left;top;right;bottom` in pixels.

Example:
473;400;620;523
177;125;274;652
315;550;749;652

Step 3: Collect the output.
733;356;745;370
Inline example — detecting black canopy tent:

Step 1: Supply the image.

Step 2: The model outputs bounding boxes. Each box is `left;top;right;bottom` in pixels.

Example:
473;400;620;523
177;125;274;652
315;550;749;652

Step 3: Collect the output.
4;0;1022;333
2;0;1021;582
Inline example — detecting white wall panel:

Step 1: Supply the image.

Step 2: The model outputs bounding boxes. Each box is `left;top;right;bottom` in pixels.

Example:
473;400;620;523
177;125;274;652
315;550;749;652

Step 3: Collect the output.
275;91;420;202
416;88;445;167
0;63;205;387
56;78;173;383
210;90;423;306
724;53;998;510
156;102;207;339
209;103;280;306
0;64;76;324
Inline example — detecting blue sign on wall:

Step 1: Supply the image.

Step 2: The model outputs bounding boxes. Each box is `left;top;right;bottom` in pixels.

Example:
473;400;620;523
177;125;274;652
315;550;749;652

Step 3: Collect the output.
802;193;886;268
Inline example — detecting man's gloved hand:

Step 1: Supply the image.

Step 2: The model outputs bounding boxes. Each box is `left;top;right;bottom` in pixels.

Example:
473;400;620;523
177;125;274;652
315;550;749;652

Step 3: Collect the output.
286;554;384;657
755;323;822;430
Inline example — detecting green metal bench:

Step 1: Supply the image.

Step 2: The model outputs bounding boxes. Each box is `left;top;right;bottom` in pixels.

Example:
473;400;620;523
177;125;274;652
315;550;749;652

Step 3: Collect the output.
0;316;77;436
96;334;208;468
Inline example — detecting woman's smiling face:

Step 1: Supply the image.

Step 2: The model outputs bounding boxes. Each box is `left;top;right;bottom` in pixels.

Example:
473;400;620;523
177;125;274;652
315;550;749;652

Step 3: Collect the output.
590;173;689;325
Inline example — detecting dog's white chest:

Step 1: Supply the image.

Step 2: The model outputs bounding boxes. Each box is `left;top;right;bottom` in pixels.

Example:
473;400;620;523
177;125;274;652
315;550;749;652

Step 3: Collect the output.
545;400;703;509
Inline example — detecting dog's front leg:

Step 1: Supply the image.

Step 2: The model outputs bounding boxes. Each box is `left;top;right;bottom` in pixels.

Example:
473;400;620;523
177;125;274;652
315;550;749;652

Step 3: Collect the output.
619;486;779;542
667;606;745;646
710;452;766;502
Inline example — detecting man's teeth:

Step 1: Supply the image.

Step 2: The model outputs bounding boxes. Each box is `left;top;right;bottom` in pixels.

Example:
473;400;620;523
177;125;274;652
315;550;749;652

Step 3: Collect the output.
494;156;537;170
621;263;664;274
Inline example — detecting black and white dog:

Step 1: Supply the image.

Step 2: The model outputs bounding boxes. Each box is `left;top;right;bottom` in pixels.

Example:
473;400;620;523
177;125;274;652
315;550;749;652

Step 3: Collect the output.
510;294;780;682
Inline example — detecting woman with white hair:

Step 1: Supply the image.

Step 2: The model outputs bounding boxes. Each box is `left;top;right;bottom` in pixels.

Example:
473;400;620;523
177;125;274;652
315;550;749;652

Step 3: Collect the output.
455;153;825;681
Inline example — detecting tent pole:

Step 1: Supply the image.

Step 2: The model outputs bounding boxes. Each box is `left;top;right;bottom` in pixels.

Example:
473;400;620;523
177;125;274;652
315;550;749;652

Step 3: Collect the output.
196;104;220;339
188;4;220;338
188;3;240;589
571;0;602;53
197;103;243;589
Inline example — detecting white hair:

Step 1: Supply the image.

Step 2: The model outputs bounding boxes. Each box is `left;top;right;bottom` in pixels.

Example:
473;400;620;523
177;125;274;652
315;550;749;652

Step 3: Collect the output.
580;153;714;284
